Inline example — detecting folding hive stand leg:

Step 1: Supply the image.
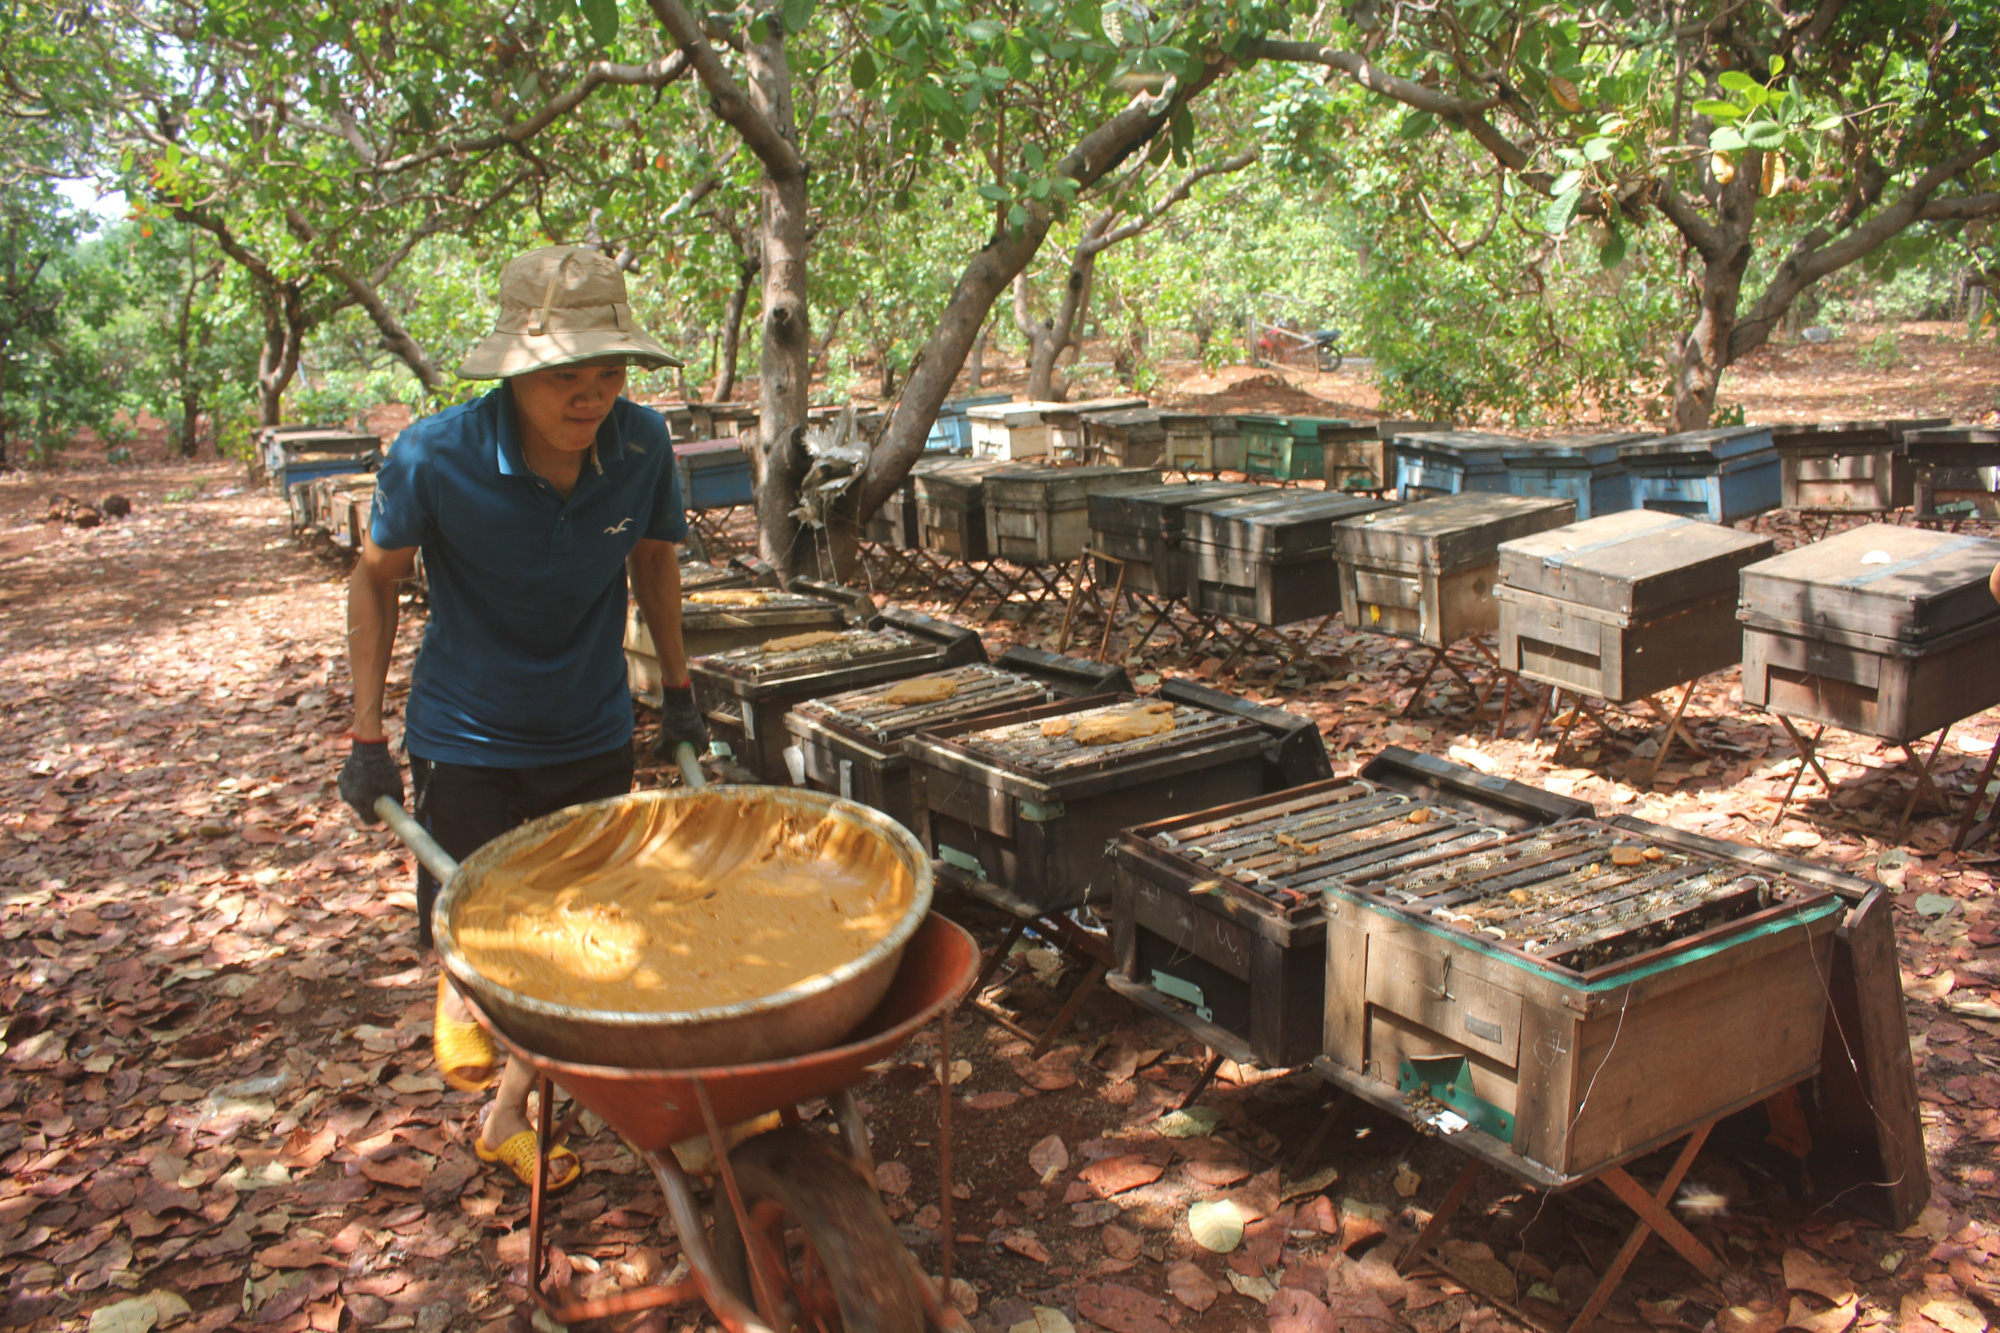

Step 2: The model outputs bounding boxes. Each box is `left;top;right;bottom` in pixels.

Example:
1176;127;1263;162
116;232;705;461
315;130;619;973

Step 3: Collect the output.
1396;1160;1484;1273
1640;680;1703;786
1896;725;1957;835
1773;716;1833;824
1570;1120;1721;1333
1399;649;1447;717
1951;735;2000;850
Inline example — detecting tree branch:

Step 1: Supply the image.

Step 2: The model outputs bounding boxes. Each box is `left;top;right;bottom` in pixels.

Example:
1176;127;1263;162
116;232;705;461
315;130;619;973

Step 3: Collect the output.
642;0;803;180
1919;192;2000;221
1081;148;1259;255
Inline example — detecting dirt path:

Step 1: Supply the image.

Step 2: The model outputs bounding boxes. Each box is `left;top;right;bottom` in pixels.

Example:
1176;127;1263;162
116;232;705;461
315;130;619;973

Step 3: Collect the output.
3;459;1997;1333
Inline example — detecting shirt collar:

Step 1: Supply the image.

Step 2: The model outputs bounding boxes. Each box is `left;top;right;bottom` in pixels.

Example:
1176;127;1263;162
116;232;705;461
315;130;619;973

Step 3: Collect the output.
492;382;628;477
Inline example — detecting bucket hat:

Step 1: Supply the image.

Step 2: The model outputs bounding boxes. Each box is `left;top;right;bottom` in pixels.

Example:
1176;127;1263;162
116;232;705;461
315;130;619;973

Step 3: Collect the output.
458;245;682;379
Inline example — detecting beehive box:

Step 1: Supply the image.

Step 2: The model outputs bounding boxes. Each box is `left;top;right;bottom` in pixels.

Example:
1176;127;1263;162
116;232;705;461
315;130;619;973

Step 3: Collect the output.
1335;494;1576;648
328;476;380;550
673;438;755;511
1389;431;1526;498
926;393;1013;454
1235;416;1380;487
1738;523;2000;743
870;454;961;549
1321;817;1842;1185
707;403;761;443
783;650;1130;829
984;465;1163;565
626;586;849;702
1773;419;1948;513
1903;425;2000;521
1082;408;1170;467
915;459;1009;560
263;427;381;496
1185;490;1395;626
1617;426;1779;523
1503;432;1653;520
967;397;1146;461
906;692;1311;912
1087;480;1265;598
1111;749;1587;1068
1495;511;1774;703
691;611;987;780
1160;413;1232;473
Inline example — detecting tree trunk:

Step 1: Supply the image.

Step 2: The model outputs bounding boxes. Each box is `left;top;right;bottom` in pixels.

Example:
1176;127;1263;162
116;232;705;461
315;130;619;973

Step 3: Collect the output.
178;395;201;458
874;348;896;399
711;257;755;402
966;319;989;390
1668;180;1757;432
743;17;813;577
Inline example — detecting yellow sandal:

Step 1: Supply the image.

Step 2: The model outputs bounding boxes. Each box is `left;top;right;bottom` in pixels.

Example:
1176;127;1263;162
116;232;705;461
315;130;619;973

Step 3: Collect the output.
433;976;500;1092
476;1130;582;1194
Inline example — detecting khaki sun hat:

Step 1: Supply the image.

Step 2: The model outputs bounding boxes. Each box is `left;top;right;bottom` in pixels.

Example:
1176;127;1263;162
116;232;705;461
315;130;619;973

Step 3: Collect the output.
458;245;682;379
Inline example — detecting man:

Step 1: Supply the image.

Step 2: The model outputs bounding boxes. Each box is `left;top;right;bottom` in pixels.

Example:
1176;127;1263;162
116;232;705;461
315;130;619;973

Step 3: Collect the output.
338;246;710;1191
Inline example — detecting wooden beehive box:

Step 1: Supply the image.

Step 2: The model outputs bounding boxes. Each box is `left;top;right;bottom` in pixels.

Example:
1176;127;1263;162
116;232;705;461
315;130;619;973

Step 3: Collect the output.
783;650;1130;830
1773;419;1948;513
914;459;1008;560
626;585;847;702
1388;431;1525;498
983;465;1162;565
1161;413;1228;473
1502;432;1652;520
1617;425;1779;522
968;397;1145;461
1186;490;1395;626
1334;494;1575;648
905;692;1305;912
926;393;1013;454
1111;749;1588;1069
870;455;960;549
1494;511;1774;704
707;403;761;443
1087;480;1265;598
1738;523;2000;743
1321;817;1843;1185
1903;425;2000;521
692;612;987;780
1081;408;1170;467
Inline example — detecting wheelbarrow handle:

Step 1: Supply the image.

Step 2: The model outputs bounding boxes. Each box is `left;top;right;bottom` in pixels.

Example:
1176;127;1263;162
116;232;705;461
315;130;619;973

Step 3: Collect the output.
373;796;460;882
675;741;706;790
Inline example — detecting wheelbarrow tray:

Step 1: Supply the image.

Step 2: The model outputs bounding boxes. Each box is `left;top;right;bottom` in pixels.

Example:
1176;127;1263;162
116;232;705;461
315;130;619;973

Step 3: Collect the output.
460;914;978;1153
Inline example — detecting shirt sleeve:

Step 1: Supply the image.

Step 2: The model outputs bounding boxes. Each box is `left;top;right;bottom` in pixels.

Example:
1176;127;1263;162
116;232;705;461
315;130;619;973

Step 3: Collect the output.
642;421;691;544
368;427;430;550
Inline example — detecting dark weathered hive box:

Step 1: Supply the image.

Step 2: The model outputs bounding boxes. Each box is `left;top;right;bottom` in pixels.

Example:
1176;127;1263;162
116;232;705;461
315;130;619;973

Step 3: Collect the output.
1087;480;1265;598
1617;425;1778;522
707;403;761;443
783;651;1130;830
906;692;1310;912
1503;432;1652;520
691;612;987;779
1321;817;1841;1185
1111;749;1587;1069
1186;490;1396;626
1389;431;1526;498
1738;523;2000;743
1082;408;1170;468
984;465;1162;564
627;588;851;702
1903;425;2000;520
1773;419;1948;513
1160;413;1232;473
1495;511;1774;703
870;455;961;549
914;459;1008;560
1335;494;1575;647
674;438;755;511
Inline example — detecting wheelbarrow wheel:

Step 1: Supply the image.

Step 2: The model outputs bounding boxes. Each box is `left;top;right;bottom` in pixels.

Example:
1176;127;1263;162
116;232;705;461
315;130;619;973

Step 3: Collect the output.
710;1128;927;1333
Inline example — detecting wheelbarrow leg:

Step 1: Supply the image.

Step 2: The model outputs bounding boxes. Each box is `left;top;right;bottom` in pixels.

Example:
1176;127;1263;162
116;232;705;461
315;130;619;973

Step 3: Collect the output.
645;1150;780;1333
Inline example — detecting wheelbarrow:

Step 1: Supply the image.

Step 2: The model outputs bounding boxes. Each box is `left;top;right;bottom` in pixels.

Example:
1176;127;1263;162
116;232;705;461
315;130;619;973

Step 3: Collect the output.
374;746;979;1333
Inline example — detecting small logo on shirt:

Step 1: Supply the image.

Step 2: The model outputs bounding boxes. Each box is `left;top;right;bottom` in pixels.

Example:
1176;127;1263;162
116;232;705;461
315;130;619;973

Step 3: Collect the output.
603;517;634;534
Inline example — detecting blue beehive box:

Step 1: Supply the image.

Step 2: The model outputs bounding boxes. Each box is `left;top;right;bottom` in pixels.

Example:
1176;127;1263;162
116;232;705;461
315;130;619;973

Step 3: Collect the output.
1503;432;1653;520
674;438;755;510
1389;431;1526;498
1617;425;1779;523
926;393;1013;454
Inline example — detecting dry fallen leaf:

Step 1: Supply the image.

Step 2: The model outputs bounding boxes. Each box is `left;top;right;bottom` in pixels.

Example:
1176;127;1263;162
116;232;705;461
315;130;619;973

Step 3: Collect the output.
1028;1134;1069;1180
1166;1259;1220;1312
1188;1199;1246;1253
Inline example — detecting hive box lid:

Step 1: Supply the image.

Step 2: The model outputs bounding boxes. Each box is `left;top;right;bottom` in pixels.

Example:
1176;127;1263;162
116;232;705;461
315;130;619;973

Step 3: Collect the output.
1616;425;1774;461
1333;493;1576;573
1770;419;1950;451
913;458;1009;505
1087;481;1267;539
791;663;1054;744
1186;490;1396;562
967;396;1146;425
1738;523;2000;646
1903;425;2000;466
1389;431;1532;461
1503;431;1655;465
984;465;1161;508
1497;511;1774;615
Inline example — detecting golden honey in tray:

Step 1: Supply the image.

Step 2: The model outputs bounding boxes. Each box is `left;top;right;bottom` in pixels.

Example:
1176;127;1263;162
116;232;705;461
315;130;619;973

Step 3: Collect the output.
454;795;915;1013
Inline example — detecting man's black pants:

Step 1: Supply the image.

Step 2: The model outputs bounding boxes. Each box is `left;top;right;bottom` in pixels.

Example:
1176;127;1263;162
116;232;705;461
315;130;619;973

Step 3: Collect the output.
410;743;635;949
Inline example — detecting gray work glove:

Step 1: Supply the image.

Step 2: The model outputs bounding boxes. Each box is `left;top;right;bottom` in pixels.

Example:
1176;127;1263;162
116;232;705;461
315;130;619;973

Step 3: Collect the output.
655;683;710;757
339;737;404;824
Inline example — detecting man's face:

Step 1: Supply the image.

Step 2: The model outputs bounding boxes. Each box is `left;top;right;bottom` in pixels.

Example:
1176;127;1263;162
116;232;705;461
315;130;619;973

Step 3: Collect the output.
511;358;629;453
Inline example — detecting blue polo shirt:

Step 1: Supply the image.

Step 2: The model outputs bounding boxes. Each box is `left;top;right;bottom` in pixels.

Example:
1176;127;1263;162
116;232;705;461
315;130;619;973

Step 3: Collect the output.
370;384;689;767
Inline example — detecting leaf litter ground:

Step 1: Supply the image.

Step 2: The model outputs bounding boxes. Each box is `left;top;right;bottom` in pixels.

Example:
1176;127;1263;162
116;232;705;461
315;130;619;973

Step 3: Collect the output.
3;447;1997;1333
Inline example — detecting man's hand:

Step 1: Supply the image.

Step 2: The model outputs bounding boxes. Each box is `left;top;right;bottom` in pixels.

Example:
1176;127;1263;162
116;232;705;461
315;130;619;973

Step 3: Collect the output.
654;683;709;757
340;738;405;823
